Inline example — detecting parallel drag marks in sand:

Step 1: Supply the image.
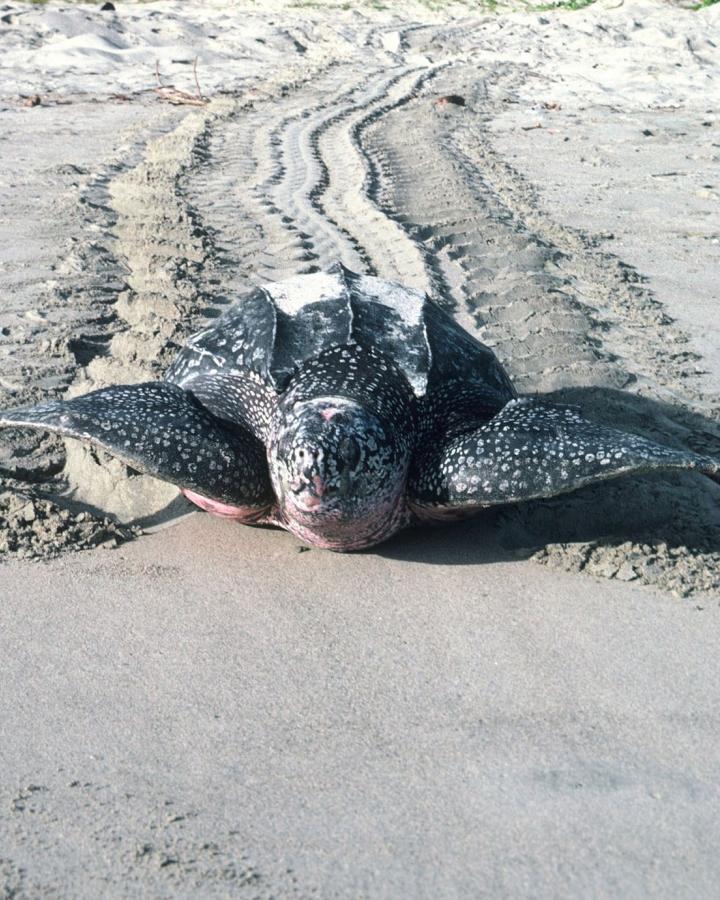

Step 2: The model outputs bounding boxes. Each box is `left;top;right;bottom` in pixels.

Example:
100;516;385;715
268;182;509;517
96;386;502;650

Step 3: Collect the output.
358;59;720;596
188;60;437;295
2;38;718;595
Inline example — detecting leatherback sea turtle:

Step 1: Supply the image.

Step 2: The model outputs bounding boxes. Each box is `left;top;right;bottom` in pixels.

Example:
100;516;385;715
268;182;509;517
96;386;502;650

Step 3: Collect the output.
1;265;718;550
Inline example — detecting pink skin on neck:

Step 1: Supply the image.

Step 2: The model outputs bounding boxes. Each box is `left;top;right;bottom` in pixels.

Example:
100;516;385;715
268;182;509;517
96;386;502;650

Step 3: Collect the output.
182;488;269;522
282;490;406;551
182;487;406;550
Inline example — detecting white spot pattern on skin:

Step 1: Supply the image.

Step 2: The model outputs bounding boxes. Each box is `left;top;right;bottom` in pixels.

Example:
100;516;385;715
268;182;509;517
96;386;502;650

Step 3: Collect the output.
410;398;720;517
0;383;273;510
265;344;416;550
179;369;276;441
2;269;718;550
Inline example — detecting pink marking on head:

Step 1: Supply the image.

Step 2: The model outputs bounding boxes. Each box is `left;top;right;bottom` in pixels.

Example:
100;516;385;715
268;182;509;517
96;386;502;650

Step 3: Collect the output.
298;493;321;510
320;406;342;422
289;479;324;512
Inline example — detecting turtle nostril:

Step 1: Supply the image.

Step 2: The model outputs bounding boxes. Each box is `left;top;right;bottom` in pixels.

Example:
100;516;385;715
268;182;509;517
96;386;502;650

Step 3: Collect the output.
339;436;361;469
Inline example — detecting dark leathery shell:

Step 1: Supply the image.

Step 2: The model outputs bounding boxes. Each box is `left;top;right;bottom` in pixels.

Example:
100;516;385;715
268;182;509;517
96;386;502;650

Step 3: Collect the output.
164;264;494;405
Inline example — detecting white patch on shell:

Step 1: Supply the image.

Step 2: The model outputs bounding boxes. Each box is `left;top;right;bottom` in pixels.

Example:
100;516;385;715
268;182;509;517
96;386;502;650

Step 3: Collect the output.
265;271;346;316
355;274;426;331
352;273;429;395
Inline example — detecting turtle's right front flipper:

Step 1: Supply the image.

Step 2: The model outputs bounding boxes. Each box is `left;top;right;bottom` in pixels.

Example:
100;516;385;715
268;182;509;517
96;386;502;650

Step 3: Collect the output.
409;398;720;519
0;382;274;512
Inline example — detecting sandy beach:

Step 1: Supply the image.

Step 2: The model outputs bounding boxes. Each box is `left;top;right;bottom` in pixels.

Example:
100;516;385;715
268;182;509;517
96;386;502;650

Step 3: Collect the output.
1;0;719;895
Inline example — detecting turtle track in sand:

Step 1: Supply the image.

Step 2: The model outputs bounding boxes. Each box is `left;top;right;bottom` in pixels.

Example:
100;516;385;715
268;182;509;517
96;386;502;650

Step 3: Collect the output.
26;57;348;525
0;103;188;554
1;18;718;594
184;49;720;595
357;58;720;596
188;57;435;294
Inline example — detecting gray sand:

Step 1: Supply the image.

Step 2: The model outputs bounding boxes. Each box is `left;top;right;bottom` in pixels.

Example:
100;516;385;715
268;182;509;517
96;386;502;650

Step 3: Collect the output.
1;0;720;895
3;515;720;898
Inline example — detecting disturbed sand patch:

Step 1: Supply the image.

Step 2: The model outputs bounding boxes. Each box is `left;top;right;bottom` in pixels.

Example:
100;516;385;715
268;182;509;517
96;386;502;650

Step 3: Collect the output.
0;488;137;558
0;99;187;547
354;59;720;596
0;1;718;596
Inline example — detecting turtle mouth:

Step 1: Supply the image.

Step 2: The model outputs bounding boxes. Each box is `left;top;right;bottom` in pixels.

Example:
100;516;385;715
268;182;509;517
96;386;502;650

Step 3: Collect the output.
290;488;323;512
286;475;326;513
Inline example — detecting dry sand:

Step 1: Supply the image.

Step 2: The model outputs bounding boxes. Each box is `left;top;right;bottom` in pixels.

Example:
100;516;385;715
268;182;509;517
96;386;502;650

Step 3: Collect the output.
1;0;719;896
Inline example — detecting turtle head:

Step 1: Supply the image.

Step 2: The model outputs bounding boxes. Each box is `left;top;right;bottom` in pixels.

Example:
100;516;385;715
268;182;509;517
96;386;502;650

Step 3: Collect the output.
269;396;409;549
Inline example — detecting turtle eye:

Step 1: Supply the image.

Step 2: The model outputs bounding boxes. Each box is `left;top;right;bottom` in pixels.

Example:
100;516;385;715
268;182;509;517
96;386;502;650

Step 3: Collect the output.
338;436;361;469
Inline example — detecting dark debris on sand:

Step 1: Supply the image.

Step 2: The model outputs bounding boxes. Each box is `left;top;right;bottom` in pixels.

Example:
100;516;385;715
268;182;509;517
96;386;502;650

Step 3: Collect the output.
0;486;140;560
534;539;720;599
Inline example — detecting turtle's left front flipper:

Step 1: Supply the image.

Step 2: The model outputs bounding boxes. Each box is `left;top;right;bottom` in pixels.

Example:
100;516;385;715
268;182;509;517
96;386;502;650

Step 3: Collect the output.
409;398;720;518
0;382;274;510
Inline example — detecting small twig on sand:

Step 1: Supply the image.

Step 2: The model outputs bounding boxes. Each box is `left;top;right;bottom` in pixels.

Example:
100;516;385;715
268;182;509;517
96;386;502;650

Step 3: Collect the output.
153;58;208;107
193;56;203;100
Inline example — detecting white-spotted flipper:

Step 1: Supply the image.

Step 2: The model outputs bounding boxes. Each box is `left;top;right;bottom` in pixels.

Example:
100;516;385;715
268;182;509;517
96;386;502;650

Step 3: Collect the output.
0;383;273;510
409;398;720;517
4;269;716;552
178;370;277;441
